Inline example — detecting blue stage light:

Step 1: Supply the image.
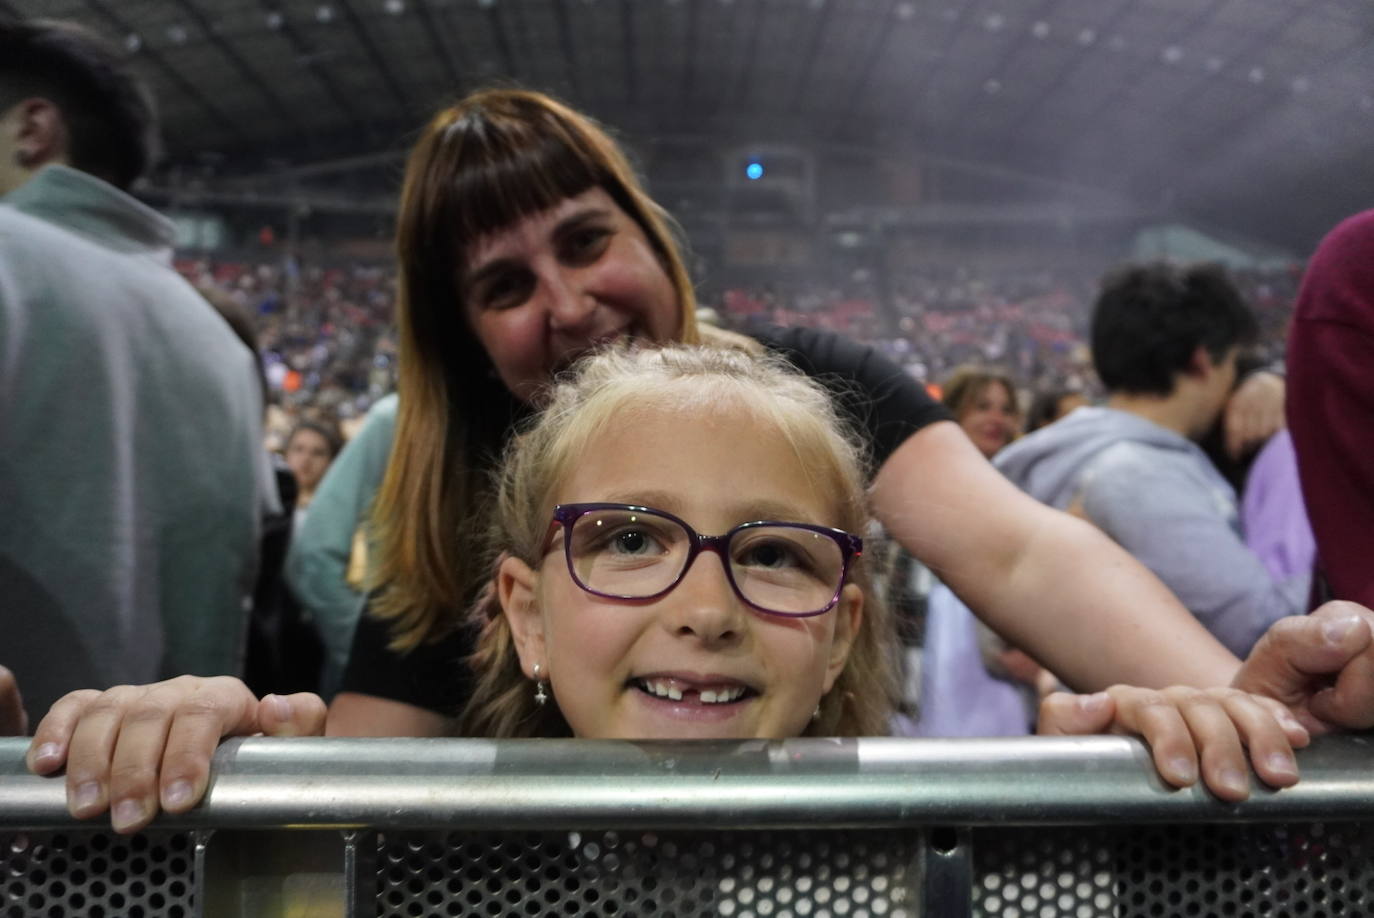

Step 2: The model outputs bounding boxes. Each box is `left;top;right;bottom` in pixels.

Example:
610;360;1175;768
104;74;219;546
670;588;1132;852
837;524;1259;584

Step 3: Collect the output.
745;162;764;180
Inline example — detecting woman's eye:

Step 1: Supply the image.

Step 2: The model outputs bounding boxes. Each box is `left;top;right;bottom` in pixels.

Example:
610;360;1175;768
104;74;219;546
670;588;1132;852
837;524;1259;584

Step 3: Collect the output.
479;273;531;310
564;227;611;261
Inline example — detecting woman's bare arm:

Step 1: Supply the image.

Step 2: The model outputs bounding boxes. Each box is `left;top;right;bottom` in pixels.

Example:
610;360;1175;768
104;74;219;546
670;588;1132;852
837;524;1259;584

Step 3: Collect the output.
871;421;1241;691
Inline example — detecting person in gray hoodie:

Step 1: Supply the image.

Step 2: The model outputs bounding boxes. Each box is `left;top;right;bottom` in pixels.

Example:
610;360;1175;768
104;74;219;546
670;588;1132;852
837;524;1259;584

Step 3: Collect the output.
996;263;1307;658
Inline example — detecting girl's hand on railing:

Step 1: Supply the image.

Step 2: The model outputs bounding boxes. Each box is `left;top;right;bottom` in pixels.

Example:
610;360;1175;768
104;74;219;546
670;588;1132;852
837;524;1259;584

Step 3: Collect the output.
25;676;326;834
1037;685;1310;802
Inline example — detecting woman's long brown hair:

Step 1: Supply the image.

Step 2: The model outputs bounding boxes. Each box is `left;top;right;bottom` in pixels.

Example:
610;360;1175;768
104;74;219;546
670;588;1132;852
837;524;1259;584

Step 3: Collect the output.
370;89;699;651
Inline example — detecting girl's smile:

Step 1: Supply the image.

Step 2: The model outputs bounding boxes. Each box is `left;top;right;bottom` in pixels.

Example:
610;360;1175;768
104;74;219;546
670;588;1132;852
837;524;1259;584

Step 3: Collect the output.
498;400;863;740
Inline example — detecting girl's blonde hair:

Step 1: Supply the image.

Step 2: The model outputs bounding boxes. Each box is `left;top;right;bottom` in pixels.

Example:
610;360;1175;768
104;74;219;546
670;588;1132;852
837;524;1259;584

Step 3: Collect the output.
458;345;901;738
370;88;700;651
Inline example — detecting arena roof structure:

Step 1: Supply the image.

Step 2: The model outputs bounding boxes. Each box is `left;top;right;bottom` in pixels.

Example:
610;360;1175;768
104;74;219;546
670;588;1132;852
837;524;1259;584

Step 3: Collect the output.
5;0;1372;251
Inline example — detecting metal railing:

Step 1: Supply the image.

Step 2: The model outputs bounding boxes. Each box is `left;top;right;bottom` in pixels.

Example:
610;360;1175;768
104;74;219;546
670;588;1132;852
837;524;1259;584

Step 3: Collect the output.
2;734;1371;917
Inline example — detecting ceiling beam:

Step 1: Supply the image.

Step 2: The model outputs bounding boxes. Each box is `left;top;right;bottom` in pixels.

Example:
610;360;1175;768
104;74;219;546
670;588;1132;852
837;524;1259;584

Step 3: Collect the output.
171;0;298;137
483;3;520;82
727;0;766;109
552;0;582;101
258;1;370;137
413;0;464;94
82;0;245;144
788;0;834;112
622;0;638;104
832;0;901;141
335;0;410;111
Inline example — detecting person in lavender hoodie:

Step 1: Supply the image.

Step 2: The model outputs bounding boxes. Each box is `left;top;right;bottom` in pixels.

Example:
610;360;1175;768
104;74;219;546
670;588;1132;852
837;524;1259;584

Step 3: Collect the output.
996;263;1307;658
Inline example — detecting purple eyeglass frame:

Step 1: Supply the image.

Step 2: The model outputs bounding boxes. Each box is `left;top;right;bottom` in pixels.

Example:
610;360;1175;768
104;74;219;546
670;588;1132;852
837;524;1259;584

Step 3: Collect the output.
550;502;863;618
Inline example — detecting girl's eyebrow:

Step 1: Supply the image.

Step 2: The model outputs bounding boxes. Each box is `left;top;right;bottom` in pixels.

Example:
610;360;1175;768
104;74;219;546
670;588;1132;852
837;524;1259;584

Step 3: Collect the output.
598;491;821;527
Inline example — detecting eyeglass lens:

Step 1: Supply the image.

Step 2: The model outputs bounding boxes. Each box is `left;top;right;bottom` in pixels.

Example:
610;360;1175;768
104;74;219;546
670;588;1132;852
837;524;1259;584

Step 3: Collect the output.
566;507;844;614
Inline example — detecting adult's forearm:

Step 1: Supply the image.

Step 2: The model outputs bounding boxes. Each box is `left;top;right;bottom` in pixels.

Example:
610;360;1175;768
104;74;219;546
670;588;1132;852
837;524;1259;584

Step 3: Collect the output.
870;423;1241;693
981;509;1243;691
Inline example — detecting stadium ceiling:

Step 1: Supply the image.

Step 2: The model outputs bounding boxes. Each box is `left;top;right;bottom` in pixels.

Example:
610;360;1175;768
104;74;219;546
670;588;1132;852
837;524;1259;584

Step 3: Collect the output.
7;0;1374;251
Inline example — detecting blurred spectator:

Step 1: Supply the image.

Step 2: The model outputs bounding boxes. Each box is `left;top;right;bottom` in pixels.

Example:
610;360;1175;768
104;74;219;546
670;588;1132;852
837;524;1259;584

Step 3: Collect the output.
284;421;342;523
1025;388;1088;433
939;365;1020;458
1287;210;1374;610
286;394;397;698
997;262;1306;656
0;19;270;725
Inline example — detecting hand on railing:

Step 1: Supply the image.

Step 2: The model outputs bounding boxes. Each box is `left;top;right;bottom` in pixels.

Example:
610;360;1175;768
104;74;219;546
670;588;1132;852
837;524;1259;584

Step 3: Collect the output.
1231;600;1374;734
1038;684;1309;802
25;676;326;834
0;666;26;736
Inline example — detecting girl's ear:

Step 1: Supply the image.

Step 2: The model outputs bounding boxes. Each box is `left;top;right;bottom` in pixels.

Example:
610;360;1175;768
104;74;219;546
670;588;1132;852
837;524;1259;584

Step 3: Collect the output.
822;583;864;693
498;554;546;679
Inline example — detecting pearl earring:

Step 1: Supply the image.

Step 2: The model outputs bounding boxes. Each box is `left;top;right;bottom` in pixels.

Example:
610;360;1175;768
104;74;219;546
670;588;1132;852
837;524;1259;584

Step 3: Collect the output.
532;662;549;707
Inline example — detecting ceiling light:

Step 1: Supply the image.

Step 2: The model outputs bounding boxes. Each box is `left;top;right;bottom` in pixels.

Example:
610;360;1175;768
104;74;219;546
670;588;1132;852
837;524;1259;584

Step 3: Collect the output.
1291;76;1311;94
265;10;284;29
1077;28;1096;46
477;0;495;8
895;2;915;20
1161;45;1183;64
809;0;825;9
984;13;1005;31
167;24;188;43
384;0;405;13
984;78;1002;95
124;33;142;52
1108;35;1127;51
1205;56;1224;73
316;4;334;23
1248;66;1265;84
1031;21;1049;39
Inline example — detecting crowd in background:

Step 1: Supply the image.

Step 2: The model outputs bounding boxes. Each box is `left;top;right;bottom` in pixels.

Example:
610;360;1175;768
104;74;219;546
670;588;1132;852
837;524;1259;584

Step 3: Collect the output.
177;254;1304;447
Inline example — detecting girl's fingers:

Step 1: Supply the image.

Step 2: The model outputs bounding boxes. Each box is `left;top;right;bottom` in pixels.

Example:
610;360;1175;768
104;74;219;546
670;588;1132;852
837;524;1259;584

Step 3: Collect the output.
1105;687;1199;789
1253;695;1311;749
26;688;103;775
63;685;146;821
257;692;329;737
1218;692;1300;790
1036;691;1114;736
155;678;264;820
1169;689;1251;802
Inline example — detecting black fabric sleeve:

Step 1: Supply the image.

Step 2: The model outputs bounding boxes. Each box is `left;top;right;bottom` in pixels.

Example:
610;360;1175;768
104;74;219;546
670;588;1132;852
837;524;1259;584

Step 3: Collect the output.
749;325;952;466
340;606;476;716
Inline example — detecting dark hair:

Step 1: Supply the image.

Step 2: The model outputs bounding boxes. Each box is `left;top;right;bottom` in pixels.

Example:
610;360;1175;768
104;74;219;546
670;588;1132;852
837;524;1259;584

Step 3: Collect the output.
1025;388;1082;433
0;19;159;189
287;421;343;461
1091;262;1258;396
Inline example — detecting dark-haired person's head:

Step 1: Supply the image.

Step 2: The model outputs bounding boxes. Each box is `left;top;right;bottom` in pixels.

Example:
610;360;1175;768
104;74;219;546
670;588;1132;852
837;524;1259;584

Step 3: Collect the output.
1091;262;1258;398
1092;262;1258;442
0;18;158;194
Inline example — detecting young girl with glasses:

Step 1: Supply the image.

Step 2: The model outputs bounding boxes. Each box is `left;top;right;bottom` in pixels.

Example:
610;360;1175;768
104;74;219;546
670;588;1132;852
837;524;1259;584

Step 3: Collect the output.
28;345;1315;835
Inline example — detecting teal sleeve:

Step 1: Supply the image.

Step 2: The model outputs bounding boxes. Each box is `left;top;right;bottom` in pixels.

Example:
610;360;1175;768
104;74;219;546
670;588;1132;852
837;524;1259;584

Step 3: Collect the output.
285;395;398;673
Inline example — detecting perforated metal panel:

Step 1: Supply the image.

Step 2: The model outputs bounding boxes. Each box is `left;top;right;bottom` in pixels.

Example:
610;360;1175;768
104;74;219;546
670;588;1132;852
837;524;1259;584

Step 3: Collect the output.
374;829;923;918
972;822;1374;918
2;830;195;918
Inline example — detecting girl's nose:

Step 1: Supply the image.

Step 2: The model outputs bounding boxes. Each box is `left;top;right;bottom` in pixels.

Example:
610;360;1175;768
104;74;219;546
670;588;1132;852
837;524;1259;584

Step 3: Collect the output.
661;552;746;646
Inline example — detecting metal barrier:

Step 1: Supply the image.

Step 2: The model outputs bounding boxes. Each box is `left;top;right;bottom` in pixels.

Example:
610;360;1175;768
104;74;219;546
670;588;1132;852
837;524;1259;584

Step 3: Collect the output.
2;734;1371;917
